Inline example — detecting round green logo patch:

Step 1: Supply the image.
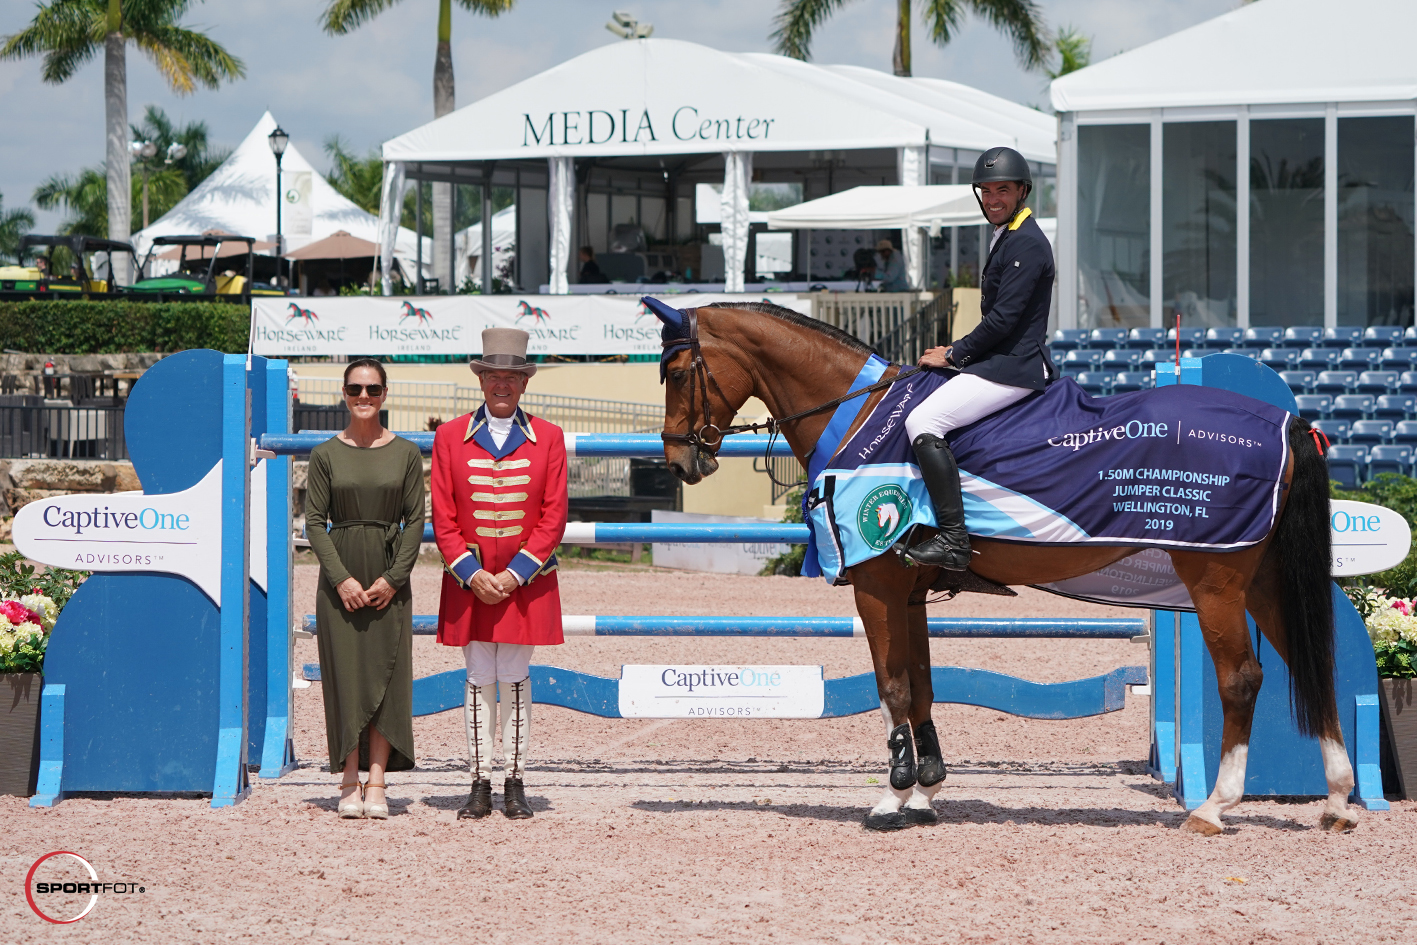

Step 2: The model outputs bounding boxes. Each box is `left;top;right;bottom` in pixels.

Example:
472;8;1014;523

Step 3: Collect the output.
858;484;912;551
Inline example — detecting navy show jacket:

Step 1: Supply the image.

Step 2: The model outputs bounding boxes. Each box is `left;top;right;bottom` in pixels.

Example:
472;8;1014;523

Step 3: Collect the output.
950;208;1056;392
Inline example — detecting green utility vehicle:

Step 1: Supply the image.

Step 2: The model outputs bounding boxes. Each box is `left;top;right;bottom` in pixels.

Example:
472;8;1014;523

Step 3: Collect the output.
0;235;142;295
129;234;285;297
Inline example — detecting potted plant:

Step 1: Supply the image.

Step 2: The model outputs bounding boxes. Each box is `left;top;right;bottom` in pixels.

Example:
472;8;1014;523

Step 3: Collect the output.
1350;587;1417;799
0;551;84;797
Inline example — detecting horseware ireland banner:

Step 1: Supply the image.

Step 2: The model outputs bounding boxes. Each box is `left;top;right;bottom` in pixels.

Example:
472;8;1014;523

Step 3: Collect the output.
250;294;812;357
807;375;1293;604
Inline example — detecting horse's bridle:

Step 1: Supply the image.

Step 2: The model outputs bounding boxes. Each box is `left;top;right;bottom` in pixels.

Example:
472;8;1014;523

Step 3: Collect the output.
659;308;924;476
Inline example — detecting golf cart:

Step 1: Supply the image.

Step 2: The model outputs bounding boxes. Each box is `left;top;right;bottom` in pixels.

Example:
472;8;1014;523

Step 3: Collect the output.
0;235;142;296
129;234;286;298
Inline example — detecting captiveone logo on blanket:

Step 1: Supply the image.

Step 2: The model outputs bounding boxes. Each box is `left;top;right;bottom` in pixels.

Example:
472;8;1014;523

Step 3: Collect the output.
858;484;912;551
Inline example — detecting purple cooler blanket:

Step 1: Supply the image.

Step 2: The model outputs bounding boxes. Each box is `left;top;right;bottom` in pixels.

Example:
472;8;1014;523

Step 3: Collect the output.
806;373;1293;607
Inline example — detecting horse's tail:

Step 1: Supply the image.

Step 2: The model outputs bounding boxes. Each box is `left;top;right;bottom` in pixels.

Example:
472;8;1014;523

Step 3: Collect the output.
1272;415;1337;737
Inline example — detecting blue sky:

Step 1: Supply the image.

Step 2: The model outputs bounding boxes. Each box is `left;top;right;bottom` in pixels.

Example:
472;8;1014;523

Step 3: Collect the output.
0;0;1236;231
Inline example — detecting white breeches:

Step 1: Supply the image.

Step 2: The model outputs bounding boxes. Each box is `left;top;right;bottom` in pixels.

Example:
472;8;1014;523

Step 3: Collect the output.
463;642;535;686
904;373;1034;442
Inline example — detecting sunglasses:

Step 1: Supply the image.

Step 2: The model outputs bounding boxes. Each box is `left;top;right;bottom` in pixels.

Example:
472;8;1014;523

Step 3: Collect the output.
343;384;386;397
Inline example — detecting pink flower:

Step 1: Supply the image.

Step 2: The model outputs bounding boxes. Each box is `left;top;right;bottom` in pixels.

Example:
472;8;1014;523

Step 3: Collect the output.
1391;599;1412;616
0;600;41;626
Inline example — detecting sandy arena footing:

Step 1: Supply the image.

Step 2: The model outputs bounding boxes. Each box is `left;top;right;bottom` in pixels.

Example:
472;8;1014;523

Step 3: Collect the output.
3;565;1412;943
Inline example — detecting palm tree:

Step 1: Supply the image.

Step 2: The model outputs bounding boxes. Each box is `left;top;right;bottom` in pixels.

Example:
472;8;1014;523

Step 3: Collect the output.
130;105;231;192
772;0;1048;77
0;193;38;264
1;1;245;278
324;136;387;215
322;0;515;289
34;161;187;237
1043;25;1091;80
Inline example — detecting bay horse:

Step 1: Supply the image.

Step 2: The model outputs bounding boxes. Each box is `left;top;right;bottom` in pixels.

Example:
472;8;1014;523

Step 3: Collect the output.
650;300;1356;834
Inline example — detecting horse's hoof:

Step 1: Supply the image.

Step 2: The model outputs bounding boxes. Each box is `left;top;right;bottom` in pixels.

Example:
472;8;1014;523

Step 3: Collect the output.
902;806;938;827
1181;814;1222;836
863;811;909;832
1319;812;1358;832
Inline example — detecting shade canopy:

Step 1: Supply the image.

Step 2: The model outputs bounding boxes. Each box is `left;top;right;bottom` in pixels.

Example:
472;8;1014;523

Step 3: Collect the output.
766;185;981;231
383;39;1055;164
285;230;378;260
1051;0;1417;112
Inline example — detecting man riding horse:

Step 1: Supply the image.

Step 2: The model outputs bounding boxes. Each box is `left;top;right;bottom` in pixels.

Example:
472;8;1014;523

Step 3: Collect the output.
905;146;1053;573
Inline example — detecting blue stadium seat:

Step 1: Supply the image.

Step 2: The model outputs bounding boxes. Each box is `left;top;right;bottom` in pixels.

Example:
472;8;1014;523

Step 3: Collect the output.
1314;418;1351;442
1298;347;1338;370
1314;371;1358;395
1369;444;1414;478
1329;395;1374;421
1398;371;1417;394
1348;419;1393;446
1126;327;1166;349
1280;370;1316;393
1321;326;1364;349
1051;328;1087;352
1393;420;1417;447
1061;350;1102;375
1242;327;1284;349
1139;348;1176;368
1294;394;1331;420
1167;327;1206;349
1339;347;1382;371
1283;326;1324;347
1086;328;1129;350
1364;326;1403;348
1326;445;1367;488
1221;348;1260;361
1259;348;1297;370
1101;348;1140;371
1073;372;1112;395
1181;348;1208;360
1373;394;1416;421
1204;327;1243;349
1356;371;1399;395
1111;371;1153;393
1379;347;1413;372
1403;326;1417;348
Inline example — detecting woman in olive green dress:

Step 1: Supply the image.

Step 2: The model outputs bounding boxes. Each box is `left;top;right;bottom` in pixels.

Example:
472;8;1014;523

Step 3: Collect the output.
306;358;425;820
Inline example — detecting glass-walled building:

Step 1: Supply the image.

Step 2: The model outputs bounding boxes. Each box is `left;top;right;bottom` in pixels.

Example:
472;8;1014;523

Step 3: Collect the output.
1051;0;1416;331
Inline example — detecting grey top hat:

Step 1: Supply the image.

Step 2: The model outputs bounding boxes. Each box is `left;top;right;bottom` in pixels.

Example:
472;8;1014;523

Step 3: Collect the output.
470;327;537;376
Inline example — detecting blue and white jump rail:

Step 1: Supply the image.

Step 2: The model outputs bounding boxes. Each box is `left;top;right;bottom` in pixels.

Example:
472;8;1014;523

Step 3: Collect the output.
11;351;1392;810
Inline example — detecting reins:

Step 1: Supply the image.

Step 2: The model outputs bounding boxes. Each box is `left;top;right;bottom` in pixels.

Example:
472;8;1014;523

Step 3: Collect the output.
660;310;925;488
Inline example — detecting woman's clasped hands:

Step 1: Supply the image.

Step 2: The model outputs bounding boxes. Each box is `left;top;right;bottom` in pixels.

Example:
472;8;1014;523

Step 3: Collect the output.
337;575;397;612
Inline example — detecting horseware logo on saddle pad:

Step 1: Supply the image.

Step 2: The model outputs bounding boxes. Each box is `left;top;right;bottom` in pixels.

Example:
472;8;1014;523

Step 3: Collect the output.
858;485;912;551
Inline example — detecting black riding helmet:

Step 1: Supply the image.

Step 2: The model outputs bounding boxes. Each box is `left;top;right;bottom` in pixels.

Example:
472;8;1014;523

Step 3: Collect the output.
971;146;1033;218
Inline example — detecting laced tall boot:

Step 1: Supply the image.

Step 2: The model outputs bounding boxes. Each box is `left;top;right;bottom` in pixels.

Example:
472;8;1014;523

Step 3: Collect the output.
904;433;971;571
457;682;495;820
501;678;534;820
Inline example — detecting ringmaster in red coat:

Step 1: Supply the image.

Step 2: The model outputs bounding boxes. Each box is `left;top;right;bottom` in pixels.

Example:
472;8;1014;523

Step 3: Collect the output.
433;327;567;821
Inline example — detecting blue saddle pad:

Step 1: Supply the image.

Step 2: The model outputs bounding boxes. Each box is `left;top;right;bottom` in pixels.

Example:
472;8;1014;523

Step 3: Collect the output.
806;373;1292;605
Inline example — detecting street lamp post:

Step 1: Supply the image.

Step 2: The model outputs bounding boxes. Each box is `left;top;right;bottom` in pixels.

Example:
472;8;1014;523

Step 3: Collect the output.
130;140;157;229
268;126;289;289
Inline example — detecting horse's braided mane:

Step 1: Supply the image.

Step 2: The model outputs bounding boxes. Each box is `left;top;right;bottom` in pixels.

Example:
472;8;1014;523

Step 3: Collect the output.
702;301;874;356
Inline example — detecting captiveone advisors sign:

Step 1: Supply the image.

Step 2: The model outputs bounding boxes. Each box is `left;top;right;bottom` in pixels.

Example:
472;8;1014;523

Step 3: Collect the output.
250;294;812;357
618;665;825;718
11;463;231;605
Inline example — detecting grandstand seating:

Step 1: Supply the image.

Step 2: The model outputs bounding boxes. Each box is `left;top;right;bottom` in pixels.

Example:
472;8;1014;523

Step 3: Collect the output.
1295;395;1330;420
1330;395;1374;420
1374;395;1416;420
1348;420;1393;446
1313;418;1351;442
1111;371;1153;393
1368;444;1412;477
1326;445;1367;489
1315;371;1358;395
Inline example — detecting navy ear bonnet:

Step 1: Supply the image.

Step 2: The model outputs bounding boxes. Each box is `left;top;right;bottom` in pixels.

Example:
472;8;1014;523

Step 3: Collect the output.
642;296;691;382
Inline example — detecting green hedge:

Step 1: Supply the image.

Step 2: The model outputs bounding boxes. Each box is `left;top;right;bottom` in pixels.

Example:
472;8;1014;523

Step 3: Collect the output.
0;300;249;354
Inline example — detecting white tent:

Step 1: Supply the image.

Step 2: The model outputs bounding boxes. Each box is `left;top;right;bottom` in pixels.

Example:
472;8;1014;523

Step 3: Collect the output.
1051;0;1417;111
766;185;979;232
378;39;1056;294
1048;0;1417;332
454;205;516;287
135;112;423;275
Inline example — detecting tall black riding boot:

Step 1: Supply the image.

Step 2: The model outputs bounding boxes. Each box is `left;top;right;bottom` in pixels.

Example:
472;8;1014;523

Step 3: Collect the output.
905;433;971;571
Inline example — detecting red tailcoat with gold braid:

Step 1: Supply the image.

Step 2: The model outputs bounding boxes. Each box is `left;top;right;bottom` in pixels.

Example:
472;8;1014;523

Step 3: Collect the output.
432;406;567;647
